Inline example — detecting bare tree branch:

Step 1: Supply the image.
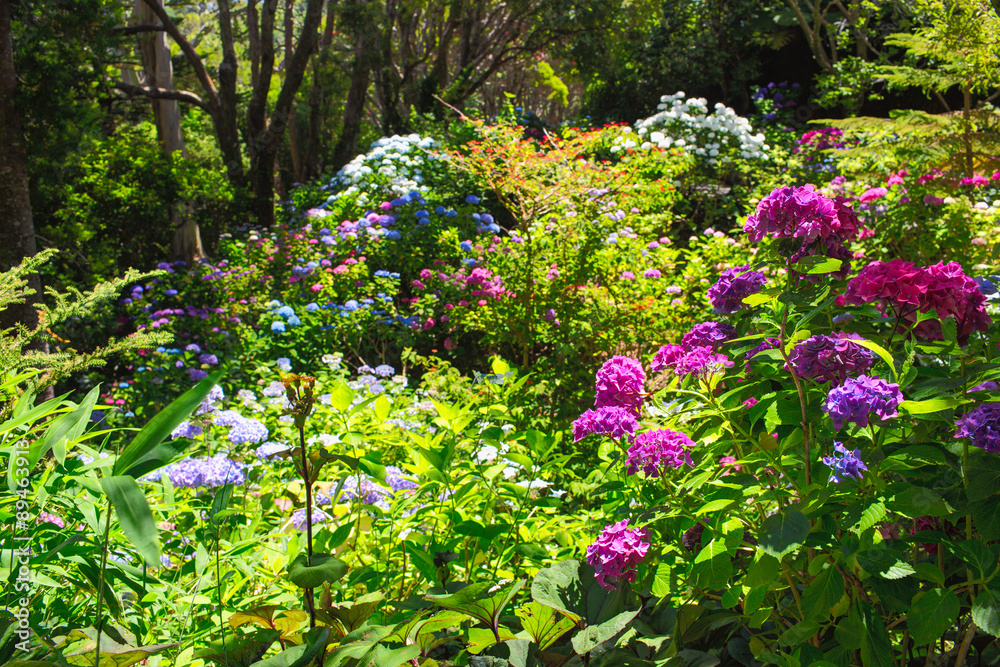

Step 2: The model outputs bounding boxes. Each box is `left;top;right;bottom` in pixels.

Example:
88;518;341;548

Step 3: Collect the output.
113;24;167;35
114;81;207;109
138;0;221;111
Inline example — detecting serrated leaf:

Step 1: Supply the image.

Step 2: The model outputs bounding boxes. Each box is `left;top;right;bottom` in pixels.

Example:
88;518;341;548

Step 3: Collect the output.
973;588;1000;637
908;589;959;645
800;566;844;622
855;549;915;579
849;501;886;534
899;397;967;415
758;511;810;560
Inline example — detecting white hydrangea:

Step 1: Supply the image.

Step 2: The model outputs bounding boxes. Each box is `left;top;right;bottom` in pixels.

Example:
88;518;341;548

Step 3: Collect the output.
327;134;442;206
611;92;770;164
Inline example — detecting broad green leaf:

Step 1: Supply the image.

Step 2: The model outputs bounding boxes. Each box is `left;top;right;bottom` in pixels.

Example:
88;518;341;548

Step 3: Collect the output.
100;476;160;564
530;559;588;622
210;484;235;525
908;589;959;645
651;561;671;597
286;553;349;588
744;554;779;589
55;627;176;667
326;592;385;633
858;601;894;667
113;370;223;476
371;395;391;423
846;501;886;534
692;539;732;589
898;397;967;415
972;498;1000;541
794;255;843;275
848;338;897;380
464;627;516;655
516;602;574;651
758;511;810;560
328;381;354;413
800;566;844;622
360;644;422;667
952;540;999;582
972;587;1000;637
426;580;524;630
855;549;915;579
250;627;329;667
195;629;280;667
570;607;639;655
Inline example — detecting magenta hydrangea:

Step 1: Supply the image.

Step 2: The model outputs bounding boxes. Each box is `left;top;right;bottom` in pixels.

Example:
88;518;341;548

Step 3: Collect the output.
823;442;868;483
595;356;646;416
744;184;856;244
651;344;733;379
786;332;875;385
625;429;695;477
823;375;903;430
572;406;638;442
586;519;650;590
707;265;767;313
681;321;737;349
955;403;1000;453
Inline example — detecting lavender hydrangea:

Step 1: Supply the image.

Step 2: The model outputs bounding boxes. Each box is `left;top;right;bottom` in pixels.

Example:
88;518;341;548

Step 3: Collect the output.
170;421;204;440
823;442;868;483
385;465;419;493
228;417;269;445
143;454;247;488
786;332;875;385
744;184;847;243
823;375;904;430
625;429;695;477
650;344;733;379
194;384;225;415
572;406;639;442
291;507;331;531
707;265;767;313
256;441;290;461
955;403;1000;453
681;321;736;349
595;356;646;415
586;519;650;590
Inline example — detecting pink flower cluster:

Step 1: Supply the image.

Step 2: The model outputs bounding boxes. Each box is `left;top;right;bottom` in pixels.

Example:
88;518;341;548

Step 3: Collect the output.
786;332;875;385
586;519;650;590
625;429;694;477
744;185;860;278
651;344;733;379
844;259;990;344
681;321;736;349
595;356;646;415
572;406;638;443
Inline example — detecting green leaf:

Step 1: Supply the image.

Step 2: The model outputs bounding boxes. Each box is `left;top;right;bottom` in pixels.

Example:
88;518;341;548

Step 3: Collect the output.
39;386;100;466
972;587;1000;637
952;540;999;582
426;580;524;630
326;592;385;633
692;539;733;589
250;627;329;667
530;559;589;622
570;607;639;655
848;339;897;381
286;553;349;589
328;381;354;413
119;438;188;480
196;629;281;667
744;554;779;588
908;589;959;645
843;501;886;534
210;484;235;525
371;395;391;423
99;476;160;564
855;549;915;579
758;511;810;560
113;370;223;476
800;566;844;622
794;255;844;275
54;627;177;667
858;601;894;667
898;397;968;415
651;561;671;598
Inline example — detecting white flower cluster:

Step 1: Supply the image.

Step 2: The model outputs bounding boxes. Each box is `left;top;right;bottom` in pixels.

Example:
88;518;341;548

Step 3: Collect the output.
327;134;440;206
612;92;769;163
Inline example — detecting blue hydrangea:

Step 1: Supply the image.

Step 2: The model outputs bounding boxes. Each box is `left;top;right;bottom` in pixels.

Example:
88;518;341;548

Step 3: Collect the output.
256;442;290;461
276;306;295;318
823;375;903;430
271;321;286;333
374;364;395;377
228;417;269;445
277;357;292;372
144;454;247;488
287;315;301;327
171;421;203;440
823;442;868;483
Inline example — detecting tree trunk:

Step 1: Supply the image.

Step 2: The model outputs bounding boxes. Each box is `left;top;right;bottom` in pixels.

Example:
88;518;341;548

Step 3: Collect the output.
0;0;43;332
332;7;373;170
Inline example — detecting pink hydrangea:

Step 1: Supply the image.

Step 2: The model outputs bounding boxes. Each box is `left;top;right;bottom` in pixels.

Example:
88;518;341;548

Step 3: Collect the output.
595;356;646;416
651;344;733;379
744;184;841;243
586;519;650;590
572;406;638;442
681;321;736;349
859;187;888;203
625;429;694;477
961;175;990;187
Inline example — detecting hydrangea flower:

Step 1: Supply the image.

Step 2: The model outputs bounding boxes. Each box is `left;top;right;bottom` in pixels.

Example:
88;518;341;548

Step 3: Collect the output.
625;429;695;477
291;507;331;531
823;375;904;430
38;512;65;528
744;337;781;370
385;465;419;493
586;519;650;590
681;321;736;349
786;332;875;385
228;417;269;445
143;454;247;488
277;357;292;372
823;442;868;483
955;403;1000;453
651;344;733;379
707;266;767;313
256;442;290;461
594;356;646;415
171;421;204;440
572;406;639;442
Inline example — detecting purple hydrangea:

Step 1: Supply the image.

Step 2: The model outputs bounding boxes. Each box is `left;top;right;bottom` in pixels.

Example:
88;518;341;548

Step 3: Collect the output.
625;429;695;477
385;465;419;493
595;356;646;416
586;519;650;590
185;344;202;354
170;421;204;440
340;477;391;510
572;406;639;442
744;337;781;371
969;381;999;393
213;410;244;427
707;265;767;313
786;332;875;385
291;507;331;531
144;454;247;488
228;417;269;445
681;322;736;349
823;375;903;430
256;441;290;461
188;368;209;382
199;353;219;366
262;381;286;397
194;384;225;415
955;403;1000;453
744;184;851;244
823;442;868;483
650;344;733;379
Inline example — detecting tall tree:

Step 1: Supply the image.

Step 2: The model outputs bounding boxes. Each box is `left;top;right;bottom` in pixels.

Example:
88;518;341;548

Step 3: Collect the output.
133;0;325;227
0;0;41;331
